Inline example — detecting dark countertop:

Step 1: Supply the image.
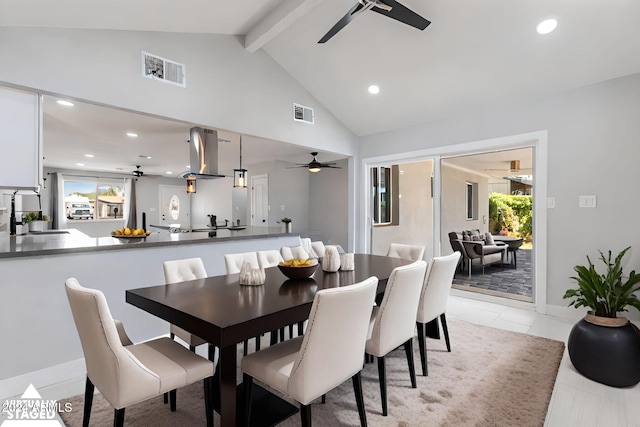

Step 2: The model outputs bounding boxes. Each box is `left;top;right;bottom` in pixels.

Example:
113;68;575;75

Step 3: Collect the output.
0;227;294;259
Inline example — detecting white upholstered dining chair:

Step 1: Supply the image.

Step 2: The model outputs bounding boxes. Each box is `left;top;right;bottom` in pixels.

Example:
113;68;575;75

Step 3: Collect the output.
224;251;260;274
280;245;310;261
65;278;215;427
387;243;426;261
365;260;428;416
311;241;326;259
416;251;461;376
242;276;379;427
162;257;216;360
257;249;284;268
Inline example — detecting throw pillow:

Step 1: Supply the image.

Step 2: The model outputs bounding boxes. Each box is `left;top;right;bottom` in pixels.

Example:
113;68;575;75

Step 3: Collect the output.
471;235;482;241
485;233;495;245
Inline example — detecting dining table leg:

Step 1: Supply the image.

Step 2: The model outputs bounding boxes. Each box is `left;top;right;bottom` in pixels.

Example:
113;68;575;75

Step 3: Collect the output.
219;344;237;427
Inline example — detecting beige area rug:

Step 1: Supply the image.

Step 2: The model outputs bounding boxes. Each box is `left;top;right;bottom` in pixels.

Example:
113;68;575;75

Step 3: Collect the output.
59;319;564;426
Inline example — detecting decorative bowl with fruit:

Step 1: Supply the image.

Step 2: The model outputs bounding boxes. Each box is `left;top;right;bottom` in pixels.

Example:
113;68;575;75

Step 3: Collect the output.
111;227;151;239
278;259;318;280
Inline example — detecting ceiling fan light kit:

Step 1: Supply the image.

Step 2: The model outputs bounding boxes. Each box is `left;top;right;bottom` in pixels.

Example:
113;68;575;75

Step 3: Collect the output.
318;0;431;44
290;152;341;173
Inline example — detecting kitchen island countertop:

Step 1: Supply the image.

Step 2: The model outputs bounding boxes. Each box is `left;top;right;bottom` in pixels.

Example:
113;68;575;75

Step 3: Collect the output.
0;227;294;259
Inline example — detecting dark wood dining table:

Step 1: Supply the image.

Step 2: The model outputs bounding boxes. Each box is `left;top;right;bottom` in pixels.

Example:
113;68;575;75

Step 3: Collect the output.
126;254;413;427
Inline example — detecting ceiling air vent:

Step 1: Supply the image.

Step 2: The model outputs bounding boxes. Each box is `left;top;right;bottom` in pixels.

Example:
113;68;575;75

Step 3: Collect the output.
142;51;186;88
293;103;314;124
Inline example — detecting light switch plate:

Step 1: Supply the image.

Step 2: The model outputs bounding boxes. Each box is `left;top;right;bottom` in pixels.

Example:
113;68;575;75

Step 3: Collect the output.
579;195;597;208
547;197;555;208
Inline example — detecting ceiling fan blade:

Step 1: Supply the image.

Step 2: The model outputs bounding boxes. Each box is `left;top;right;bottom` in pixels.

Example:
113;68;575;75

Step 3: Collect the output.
318;2;368;43
372;0;431;31
323;165;342;169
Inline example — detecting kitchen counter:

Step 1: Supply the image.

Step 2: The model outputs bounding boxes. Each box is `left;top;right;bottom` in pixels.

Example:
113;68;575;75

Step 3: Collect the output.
0;226;293;259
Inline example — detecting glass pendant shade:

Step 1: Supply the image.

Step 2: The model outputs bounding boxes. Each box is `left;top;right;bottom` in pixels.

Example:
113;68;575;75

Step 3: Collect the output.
186;176;196;193
233;169;247;188
234;135;248;188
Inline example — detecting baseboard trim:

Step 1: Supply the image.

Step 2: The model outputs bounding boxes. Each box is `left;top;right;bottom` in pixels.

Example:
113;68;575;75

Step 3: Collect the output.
0;358;86;401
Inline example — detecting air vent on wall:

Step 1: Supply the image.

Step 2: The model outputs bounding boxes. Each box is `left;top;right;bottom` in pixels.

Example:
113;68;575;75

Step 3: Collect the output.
293;103;314;124
142;51;186;88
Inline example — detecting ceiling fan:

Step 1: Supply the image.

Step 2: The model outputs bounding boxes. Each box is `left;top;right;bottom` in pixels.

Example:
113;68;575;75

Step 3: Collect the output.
289;152;342;173
318;0;431;44
132;165;144;177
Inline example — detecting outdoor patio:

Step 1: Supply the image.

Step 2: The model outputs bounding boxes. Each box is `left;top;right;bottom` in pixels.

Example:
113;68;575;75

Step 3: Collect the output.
452;248;533;301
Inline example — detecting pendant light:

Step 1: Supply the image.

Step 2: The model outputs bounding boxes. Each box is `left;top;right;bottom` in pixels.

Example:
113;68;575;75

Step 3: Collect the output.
233;135;248;188
186;175;196;193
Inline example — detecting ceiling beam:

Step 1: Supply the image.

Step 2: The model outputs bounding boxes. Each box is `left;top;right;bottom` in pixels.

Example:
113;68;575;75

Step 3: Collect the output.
245;0;324;53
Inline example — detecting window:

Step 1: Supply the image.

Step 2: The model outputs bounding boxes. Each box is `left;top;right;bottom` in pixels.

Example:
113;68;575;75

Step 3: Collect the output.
371;165;399;225
466;181;478;220
64;180;125;221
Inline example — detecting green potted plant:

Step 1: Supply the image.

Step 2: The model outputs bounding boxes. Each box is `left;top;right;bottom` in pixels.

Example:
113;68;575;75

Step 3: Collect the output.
563;246;640;387
23;212;51;232
281;217;292;233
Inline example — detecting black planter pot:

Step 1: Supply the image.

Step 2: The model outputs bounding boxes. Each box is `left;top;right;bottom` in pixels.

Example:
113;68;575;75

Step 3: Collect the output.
568;316;640;387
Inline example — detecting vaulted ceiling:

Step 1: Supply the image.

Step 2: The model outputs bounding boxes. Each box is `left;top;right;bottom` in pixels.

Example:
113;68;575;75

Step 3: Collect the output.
3;0;640;175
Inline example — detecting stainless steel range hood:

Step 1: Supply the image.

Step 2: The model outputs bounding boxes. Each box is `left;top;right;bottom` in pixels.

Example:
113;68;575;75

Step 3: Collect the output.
181;127;227;179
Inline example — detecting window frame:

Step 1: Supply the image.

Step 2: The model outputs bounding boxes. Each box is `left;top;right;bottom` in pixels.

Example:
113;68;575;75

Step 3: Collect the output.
371;165;399;226
466;181;478;220
63;178;126;222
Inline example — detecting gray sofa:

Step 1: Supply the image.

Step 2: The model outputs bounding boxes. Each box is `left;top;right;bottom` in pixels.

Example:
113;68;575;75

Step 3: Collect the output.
448;229;506;277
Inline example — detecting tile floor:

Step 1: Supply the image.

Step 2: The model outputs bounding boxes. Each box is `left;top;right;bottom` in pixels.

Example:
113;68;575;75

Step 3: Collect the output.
23;291;640;427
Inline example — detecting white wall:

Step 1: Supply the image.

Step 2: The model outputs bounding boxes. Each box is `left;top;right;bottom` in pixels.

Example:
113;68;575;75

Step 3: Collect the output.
308;158;349;248
0;27;357;156
371;160;434;261
440;164;490;253
248;160;310;232
359;73;640;309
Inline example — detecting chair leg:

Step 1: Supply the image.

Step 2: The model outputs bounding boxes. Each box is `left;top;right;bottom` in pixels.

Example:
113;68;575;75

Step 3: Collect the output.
82;376;94;427
300;403;312;427
289;324;294;339
243;340;249;356
280;327;285;342
352;372;368;427
255;335;261;351
204;377;214;427
169;389;177;412
298;321;304;336
416;322;428;376
163;392;168;404
189;345;196;352
270;330;278;345
440;313;451;352
404;339;417;389
321;393;326;403
377;356;388;416
170;332;175;339
114;408;125;427
244;374;254;427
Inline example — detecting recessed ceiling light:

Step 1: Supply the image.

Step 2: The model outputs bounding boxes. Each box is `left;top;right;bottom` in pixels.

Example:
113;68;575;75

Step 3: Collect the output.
127;132;138;138
166;171;173;175
56;100;74;107
76;163;84;166
368;85;380;95
84;154;94;158
537;18;557;35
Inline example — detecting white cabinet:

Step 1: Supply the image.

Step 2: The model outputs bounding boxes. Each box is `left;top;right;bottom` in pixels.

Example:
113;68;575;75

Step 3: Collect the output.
0;86;42;190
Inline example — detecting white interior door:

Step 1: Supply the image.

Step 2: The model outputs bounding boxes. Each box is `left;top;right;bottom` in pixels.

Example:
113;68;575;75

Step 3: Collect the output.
160;185;190;227
251;174;268;227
